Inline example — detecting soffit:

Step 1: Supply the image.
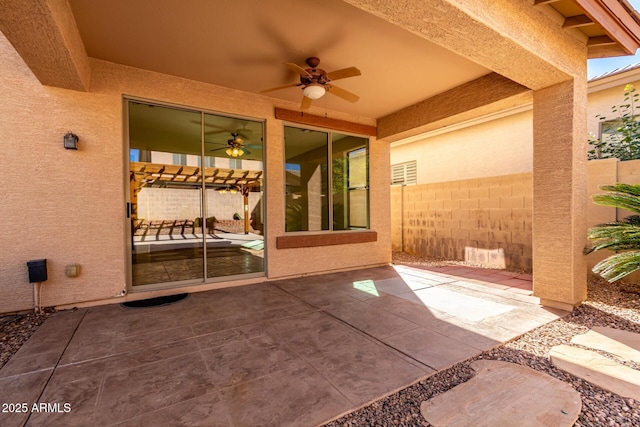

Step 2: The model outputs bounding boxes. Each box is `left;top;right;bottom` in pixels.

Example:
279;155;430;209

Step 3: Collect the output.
536;0;640;58
3;0;638;121
68;0;490;119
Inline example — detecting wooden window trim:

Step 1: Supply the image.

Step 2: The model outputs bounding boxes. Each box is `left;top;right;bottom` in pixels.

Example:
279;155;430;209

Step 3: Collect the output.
276;231;377;249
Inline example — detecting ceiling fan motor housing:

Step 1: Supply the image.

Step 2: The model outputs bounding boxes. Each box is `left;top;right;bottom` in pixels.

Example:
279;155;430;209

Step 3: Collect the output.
301;57;330;85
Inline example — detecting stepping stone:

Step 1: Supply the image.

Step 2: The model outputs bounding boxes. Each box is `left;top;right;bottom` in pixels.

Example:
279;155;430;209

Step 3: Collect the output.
550;344;640;400
571;326;640;363
420;360;580;427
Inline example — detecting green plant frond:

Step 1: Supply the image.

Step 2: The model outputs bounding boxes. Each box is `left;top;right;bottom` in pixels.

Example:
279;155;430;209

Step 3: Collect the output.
599;183;640;197
592;183;640;213
587;224;640;239
586;240;640;254
588;218;640;233
592;251;640;282
586;214;640;255
592;193;640;214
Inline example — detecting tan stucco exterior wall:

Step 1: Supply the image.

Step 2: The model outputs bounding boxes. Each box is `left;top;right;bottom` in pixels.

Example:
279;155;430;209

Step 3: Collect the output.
390;110;533;183
0;33;387;313
588;73;640;138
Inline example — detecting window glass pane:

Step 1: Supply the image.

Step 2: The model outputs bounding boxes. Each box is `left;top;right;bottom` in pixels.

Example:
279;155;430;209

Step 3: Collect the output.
203;114;265;278
128;101;204;286
284;126;329;231
332;133;369;230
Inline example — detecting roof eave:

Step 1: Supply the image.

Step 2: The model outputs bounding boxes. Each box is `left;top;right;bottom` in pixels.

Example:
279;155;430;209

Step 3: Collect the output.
575;0;640;58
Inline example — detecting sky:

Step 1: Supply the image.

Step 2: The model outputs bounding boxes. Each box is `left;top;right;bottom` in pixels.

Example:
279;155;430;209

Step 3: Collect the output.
587;0;640;78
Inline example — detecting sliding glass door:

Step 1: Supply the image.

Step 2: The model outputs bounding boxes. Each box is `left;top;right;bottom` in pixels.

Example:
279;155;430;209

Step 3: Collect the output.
127;101;264;288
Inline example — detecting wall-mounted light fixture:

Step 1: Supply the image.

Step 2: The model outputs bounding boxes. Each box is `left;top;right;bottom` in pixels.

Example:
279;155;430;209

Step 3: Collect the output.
63;131;79;150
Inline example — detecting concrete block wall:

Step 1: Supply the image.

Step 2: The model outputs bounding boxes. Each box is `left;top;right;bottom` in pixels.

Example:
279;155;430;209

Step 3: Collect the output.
392;173;532;271
137;188;262;221
391;186;403;251
392;159;640;278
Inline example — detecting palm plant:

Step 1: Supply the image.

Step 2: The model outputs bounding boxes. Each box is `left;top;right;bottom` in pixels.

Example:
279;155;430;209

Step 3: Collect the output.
586;183;640;282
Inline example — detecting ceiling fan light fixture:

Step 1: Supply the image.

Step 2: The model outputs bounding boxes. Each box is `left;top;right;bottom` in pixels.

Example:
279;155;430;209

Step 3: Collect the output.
303;84;326;100
226;145;244;157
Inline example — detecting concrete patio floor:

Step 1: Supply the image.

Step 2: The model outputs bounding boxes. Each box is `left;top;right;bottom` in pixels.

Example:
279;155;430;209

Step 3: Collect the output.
0;264;565;426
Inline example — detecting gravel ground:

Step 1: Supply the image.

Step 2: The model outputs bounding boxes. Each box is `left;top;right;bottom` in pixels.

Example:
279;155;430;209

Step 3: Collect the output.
325;253;640;427
0;309;54;369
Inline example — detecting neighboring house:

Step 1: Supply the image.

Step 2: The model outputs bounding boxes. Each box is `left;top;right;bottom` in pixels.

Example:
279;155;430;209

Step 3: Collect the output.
390;59;640;278
1;0;640;314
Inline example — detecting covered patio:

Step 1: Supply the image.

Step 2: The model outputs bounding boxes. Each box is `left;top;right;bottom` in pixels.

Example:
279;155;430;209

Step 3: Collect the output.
0;265;563;426
2;0;640;314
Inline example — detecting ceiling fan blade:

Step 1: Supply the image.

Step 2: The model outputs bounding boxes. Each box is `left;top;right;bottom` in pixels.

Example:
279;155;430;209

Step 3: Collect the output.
284;62;312;77
260;82;301;94
210;147;226;152
301;96;312;110
241;147;251;155
327;85;359;103
327;67;361;81
204;129;229;136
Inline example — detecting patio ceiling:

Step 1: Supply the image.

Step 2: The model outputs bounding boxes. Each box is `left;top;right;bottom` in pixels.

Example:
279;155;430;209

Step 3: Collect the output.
67;0;491;119
1;0;640;121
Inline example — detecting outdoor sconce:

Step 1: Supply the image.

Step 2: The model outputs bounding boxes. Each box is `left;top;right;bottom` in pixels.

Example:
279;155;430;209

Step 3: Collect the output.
63;131;79;150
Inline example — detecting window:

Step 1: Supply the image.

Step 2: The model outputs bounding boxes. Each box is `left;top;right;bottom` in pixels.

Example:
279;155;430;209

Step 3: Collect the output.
228;158;242;169
197;156;216;167
172;153;187;165
391;161;417;185
600;119;625;146
284;126;369;232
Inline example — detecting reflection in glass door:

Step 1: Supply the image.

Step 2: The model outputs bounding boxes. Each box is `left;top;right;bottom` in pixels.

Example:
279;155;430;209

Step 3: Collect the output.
128;101;264;288
203;113;264;279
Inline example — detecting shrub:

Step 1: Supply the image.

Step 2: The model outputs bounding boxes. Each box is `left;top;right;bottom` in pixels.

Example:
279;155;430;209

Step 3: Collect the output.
586;183;640;282
588;84;640;161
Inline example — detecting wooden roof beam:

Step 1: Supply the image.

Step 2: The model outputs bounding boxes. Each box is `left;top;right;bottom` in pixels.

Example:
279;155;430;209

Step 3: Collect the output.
563;14;594;28
588;35;617;47
534;0;561;5
574;0;640;56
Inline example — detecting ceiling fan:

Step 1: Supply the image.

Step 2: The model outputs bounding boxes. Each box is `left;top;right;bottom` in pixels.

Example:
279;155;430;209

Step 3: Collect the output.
260;57;361;110
209;133;253;158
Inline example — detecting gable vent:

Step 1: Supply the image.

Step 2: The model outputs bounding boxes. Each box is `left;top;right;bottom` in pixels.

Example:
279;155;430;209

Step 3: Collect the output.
391;161;417;185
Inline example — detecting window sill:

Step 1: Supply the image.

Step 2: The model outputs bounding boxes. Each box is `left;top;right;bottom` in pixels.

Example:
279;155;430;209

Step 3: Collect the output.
276;231;377;249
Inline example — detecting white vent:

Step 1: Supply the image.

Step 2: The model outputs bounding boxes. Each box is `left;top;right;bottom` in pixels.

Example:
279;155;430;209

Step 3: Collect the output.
391;161;417;185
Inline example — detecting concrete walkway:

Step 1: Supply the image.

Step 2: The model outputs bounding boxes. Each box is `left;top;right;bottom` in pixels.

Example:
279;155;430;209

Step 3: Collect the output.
0;264;562;426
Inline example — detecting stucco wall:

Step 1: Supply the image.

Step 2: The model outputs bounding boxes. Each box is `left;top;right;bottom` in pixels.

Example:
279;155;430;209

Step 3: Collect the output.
0;33;386;313
390;110;533;183
587;75;640;139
